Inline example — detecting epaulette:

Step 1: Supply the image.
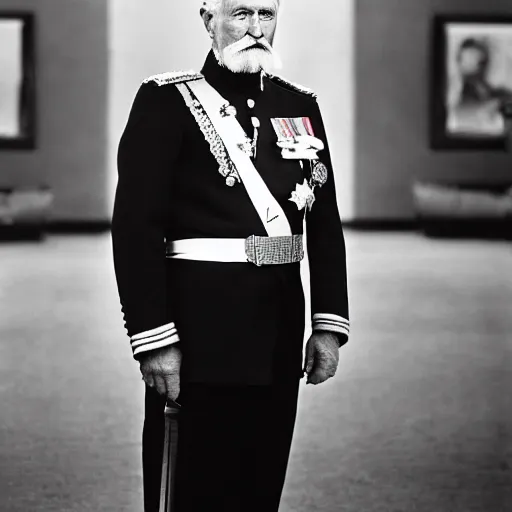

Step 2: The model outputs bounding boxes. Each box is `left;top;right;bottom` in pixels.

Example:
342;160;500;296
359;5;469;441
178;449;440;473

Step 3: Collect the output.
267;73;317;99
142;70;204;87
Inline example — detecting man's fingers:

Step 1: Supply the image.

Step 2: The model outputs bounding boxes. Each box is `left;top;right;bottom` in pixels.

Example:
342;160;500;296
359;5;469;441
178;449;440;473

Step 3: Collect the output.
307;367;334;385
143;370;179;401
141;371;155;388
153;375;167;396
307;369;328;385
304;341;316;375
307;353;337;384
304;334;341;385
305;353;315;375
163;373;180;402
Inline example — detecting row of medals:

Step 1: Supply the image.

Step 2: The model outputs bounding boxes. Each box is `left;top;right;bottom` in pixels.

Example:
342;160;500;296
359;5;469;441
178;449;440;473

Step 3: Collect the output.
220;98;329;197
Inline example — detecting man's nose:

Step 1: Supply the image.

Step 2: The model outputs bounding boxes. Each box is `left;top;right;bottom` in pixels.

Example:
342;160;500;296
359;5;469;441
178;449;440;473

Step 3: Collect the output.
247;14;264;39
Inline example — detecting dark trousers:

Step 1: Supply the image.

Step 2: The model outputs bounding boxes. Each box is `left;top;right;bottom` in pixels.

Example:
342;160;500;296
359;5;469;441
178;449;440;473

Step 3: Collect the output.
143;377;301;512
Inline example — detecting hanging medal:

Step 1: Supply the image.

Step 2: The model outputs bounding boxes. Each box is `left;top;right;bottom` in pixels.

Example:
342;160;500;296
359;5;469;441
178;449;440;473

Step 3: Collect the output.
251;117;260;159
247;98;259;159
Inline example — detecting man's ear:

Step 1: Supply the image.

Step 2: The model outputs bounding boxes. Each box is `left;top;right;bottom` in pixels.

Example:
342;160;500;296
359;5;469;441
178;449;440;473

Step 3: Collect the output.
200;8;215;39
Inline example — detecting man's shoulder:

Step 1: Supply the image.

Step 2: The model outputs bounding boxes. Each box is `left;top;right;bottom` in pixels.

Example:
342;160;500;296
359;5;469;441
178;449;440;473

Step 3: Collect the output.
266;73;318;100
142;70;204;87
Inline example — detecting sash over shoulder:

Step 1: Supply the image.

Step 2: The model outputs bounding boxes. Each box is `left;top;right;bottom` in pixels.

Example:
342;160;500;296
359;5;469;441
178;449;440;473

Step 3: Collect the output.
184;78;292;238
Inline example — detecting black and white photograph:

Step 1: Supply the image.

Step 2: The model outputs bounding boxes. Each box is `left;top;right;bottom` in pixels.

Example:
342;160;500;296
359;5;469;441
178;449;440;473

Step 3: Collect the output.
0;11;35;149
1;2;511;512
431;14;512;149
0;17;23;138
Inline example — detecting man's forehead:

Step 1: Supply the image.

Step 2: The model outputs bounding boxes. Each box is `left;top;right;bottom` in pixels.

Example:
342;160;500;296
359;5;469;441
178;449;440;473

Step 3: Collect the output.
222;0;279;11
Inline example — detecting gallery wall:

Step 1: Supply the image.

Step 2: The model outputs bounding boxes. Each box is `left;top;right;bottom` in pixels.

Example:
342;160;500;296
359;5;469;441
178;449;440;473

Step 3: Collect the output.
0;0;109;221
2;1;509;223
355;0;512;220
277;0;355;219
107;0;355;219
107;0;208;220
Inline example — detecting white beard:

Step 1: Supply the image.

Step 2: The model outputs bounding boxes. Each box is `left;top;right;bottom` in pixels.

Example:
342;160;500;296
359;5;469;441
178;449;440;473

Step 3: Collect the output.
213;36;282;74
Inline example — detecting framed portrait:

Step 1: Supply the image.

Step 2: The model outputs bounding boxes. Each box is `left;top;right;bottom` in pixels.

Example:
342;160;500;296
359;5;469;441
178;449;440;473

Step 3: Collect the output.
430;14;512;150
0;12;36;150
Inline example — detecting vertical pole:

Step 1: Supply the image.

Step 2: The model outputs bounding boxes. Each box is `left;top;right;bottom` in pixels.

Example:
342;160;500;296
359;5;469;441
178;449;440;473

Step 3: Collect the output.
159;410;171;512
159;404;181;512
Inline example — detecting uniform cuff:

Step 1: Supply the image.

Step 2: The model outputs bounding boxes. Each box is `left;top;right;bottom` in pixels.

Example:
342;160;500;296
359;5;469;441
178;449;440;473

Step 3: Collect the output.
131;322;180;358
312;313;350;337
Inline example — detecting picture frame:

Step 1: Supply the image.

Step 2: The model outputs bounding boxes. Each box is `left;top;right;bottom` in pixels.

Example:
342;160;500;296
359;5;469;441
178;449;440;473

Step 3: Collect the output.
430;14;512;150
0;11;36;150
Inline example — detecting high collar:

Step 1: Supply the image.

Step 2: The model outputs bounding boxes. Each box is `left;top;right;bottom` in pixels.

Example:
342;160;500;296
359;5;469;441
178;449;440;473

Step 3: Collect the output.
201;50;264;99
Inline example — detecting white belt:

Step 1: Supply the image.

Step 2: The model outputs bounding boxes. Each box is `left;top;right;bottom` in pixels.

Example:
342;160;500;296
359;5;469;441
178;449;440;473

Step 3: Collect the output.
166;235;304;266
167;238;247;262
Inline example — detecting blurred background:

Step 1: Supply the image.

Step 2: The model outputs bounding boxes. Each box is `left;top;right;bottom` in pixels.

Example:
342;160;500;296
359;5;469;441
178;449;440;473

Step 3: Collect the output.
0;1;511;511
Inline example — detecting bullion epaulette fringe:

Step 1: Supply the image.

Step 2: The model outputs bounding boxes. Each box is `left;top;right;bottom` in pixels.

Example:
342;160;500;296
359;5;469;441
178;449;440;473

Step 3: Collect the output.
267;74;317;98
143;70;204;87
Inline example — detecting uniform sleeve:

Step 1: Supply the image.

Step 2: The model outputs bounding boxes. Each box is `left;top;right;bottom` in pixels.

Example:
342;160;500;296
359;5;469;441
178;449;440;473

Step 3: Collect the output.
305;98;350;346
111;81;181;358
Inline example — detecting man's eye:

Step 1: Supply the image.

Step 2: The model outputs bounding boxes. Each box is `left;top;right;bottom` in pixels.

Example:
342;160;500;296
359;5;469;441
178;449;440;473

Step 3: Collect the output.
235;11;249;20
260;13;274;21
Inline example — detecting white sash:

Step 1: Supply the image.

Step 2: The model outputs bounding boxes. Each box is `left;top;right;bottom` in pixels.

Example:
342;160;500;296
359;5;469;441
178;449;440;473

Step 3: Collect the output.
183;79;292;237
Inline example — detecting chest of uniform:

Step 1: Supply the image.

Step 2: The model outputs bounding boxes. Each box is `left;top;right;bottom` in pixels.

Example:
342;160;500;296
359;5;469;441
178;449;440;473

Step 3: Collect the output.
236;95;316;198
175;84;318;207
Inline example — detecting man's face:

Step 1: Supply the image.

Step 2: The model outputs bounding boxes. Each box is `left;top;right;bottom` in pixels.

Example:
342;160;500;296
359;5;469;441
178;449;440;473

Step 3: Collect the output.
458;47;487;77
211;0;280;73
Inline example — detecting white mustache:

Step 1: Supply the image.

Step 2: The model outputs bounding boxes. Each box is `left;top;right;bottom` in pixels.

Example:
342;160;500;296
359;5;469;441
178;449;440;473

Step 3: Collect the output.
227;35;273;55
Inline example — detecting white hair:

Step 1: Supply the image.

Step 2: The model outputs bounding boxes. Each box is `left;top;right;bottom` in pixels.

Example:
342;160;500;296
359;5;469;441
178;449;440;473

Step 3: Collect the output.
201;0;281;16
201;0;221;13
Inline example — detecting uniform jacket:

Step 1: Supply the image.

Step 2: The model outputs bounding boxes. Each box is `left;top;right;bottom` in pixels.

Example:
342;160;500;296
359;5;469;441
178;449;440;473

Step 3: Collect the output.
112;51;349;385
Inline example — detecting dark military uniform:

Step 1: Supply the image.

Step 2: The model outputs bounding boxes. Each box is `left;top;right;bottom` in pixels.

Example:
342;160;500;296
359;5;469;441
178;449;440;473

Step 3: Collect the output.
112;51;349;512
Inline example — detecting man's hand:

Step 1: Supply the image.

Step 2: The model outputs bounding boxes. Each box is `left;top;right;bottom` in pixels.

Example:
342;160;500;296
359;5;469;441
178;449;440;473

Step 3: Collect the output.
303;332;340;385
139;344;182;402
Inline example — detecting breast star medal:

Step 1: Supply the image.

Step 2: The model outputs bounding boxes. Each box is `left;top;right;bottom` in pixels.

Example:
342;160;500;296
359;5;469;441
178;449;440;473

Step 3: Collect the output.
289;179;316;211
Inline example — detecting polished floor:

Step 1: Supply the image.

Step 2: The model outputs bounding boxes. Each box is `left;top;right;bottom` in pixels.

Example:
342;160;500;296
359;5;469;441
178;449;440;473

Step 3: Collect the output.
0;231;511;511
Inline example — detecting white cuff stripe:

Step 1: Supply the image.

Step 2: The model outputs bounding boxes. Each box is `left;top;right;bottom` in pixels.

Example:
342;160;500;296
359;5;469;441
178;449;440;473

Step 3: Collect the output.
313;319;350;329
133;336;180;357
312;313;350;336
131;327;178;349
313;323;350;335
313;313;349;325
131;322;176;341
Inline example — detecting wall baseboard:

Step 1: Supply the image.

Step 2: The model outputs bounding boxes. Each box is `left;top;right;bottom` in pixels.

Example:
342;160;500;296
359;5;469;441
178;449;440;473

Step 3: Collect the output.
344;217;510;239
0;221;112;241
343;219;417;230
47;221;112;233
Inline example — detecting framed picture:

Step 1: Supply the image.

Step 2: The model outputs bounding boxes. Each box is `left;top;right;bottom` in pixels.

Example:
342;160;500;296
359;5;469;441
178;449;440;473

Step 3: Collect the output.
430;14;512;150
0;12;36;150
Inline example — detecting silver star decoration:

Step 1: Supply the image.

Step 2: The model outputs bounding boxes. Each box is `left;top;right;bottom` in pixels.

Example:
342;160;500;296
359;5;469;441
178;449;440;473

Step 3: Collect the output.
289;179;316;211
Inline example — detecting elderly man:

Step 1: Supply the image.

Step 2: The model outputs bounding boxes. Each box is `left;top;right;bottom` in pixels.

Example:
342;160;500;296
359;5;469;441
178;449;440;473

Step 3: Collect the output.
112;1;350;510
